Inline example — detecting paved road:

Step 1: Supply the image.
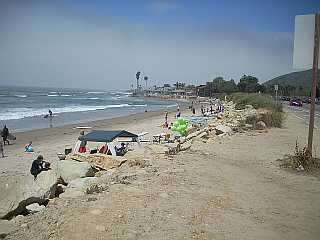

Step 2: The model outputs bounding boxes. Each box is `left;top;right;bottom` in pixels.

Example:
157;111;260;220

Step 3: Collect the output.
285;102;320;129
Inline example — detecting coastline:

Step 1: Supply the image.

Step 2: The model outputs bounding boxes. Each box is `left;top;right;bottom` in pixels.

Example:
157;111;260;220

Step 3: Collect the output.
8;105;187;148
0;103;191;218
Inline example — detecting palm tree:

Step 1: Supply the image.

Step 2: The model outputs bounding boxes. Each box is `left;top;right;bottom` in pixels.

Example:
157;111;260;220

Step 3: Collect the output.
136;71;141;92
144;76;148;90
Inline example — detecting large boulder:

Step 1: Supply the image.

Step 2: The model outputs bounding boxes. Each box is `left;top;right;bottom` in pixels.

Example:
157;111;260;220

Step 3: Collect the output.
59;177;108;199
215;125;232;135
66;154;126;171
57;160;96;183
0;170;59;220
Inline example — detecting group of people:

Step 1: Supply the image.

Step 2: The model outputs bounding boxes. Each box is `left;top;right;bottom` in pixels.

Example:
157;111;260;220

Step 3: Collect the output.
0;124;49;179
200;104;224;116
163;106;182;129
78;139;127;156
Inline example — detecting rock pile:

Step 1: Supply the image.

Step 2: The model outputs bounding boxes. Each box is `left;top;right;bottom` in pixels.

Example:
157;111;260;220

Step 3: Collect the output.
154;100;267;155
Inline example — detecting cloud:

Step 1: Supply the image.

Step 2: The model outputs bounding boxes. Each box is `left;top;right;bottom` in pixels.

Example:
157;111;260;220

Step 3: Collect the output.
0;1;294;90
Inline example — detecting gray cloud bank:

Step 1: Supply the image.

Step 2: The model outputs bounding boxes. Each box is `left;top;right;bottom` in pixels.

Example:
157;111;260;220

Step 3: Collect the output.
0;1;293;90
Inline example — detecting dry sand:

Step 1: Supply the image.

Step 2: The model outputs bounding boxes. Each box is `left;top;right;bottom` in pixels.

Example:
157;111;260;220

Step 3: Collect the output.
1;107;320;240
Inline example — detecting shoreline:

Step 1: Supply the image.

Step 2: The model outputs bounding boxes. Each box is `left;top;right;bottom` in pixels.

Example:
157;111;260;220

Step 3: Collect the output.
1;93;184;134
8;104;189;148
0;97;189;136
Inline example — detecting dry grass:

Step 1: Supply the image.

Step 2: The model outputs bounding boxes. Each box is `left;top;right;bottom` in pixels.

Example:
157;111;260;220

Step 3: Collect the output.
278;141;320;176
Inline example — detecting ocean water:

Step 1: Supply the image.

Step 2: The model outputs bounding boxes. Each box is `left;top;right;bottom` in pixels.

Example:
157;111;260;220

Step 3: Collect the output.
0;86;177;132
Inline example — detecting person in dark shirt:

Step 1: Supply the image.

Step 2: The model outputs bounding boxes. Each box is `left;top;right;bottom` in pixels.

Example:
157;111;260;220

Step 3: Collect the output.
2;125;9;145
30;155;51;180
0;139;4;158
115;143;127;156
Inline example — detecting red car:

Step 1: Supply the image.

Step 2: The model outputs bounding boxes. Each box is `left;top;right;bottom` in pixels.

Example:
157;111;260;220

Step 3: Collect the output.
289;99;303;107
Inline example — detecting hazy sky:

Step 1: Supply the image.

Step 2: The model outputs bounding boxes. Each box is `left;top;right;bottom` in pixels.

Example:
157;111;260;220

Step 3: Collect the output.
0;0;319;90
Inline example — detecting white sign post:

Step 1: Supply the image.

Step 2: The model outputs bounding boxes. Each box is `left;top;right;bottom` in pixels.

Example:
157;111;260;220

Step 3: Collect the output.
293;13;320;156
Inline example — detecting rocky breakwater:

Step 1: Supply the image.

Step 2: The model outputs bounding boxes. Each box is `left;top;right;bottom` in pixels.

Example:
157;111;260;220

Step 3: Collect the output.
152;101;266;156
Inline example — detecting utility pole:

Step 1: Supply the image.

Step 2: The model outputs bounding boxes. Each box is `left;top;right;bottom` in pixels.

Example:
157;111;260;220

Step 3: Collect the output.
307;13;320;156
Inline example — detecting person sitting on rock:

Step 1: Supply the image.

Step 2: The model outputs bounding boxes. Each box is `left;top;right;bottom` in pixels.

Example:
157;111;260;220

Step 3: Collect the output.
115;143;127;156
30;155;51;180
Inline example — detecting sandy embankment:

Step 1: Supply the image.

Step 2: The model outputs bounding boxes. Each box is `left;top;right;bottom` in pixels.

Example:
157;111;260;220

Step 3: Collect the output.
0;106;189;212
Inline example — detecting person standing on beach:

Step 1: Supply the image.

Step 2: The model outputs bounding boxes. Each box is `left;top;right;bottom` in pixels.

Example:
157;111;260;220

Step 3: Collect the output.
1;125;9;145
176;109;181;118
164;111;168;128
0;139;4;158
200;106;205;116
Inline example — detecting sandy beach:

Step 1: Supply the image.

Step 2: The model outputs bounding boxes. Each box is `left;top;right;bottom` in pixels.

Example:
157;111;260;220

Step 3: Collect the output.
0;104;320;240
0;106;190;217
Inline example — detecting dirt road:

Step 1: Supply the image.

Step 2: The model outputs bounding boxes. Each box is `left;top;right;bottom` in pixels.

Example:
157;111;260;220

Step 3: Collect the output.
2;110;320;240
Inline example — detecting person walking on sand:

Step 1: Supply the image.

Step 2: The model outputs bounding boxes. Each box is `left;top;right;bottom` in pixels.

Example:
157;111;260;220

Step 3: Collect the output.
2;125;9;145
164;111;168;128
0;139;4;158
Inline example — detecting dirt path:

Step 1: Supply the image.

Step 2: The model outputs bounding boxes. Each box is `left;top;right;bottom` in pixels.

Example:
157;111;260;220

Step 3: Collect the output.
3;110;320;240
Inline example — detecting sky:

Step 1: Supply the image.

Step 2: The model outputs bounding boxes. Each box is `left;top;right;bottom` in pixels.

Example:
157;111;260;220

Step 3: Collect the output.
0;0;319;90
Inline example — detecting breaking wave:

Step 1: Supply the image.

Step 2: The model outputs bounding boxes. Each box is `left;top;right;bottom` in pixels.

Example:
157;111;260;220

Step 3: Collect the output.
0;104;130;120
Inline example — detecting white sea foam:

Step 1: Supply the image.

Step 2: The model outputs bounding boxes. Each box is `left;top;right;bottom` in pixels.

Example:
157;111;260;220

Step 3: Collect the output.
131;104;147;107
14;94;27;98
47;94;70;97
166;104;178;108
0;104;130;120
71;97;100;100
86;91;107;94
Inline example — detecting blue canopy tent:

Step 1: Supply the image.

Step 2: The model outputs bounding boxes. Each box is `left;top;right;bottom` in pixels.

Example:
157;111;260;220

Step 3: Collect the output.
78;130;138;142
75;130;138;155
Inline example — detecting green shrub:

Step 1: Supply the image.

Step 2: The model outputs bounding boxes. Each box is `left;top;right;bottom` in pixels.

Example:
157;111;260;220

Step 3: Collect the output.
230;93;279;110
260;110;285;128
229;93;284;128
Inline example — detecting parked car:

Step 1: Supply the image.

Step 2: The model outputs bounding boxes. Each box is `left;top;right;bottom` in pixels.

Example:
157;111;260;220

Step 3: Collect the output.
302;97;311;104
281;96;290;101
289;99;303;107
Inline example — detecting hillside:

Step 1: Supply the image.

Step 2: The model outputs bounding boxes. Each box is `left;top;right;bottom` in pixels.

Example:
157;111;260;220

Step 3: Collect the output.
264;69;320;88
